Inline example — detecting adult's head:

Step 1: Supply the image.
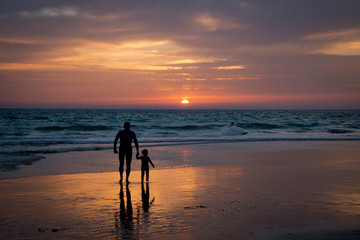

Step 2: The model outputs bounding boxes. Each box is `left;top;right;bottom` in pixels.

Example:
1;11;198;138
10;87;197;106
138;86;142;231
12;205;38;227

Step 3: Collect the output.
123;121;131;129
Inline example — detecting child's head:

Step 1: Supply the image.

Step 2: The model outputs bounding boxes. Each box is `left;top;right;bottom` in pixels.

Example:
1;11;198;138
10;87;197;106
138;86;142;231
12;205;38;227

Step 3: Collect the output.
142;149;148;156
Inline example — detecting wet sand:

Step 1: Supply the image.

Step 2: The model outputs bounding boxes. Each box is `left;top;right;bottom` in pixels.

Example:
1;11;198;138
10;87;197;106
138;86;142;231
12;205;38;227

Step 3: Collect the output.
1;141;360;239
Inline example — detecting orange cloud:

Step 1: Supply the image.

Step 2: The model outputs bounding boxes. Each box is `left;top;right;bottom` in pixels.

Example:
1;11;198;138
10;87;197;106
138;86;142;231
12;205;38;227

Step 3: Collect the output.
304;28;360;40
0;63;79;71
194;12;249;31
310;41;360;56
212;65;245;70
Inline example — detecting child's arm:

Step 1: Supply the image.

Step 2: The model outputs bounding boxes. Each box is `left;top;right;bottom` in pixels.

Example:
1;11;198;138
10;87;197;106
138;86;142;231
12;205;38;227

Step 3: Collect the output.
148;157;155;168
136;155;142;160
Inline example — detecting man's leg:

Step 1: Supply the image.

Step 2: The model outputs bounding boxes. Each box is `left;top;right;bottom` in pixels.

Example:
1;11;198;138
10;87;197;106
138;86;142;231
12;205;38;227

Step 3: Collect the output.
119;152;125;182
125;151;132;183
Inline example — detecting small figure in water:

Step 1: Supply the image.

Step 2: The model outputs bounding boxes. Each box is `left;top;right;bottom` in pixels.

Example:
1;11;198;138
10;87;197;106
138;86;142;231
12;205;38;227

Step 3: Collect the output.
229;122;248;135
114;121;139;183
136;149;155;182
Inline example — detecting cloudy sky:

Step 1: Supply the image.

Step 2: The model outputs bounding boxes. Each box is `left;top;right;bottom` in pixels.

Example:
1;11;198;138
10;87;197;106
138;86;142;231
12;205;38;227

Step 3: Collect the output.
0;0;359;108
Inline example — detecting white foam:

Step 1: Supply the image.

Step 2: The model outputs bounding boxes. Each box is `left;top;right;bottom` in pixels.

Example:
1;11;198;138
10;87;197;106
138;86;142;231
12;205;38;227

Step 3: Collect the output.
222;126;248;136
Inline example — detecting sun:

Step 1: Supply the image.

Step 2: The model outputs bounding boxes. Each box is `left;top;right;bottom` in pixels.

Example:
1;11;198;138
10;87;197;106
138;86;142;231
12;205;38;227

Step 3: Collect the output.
181;99;189;104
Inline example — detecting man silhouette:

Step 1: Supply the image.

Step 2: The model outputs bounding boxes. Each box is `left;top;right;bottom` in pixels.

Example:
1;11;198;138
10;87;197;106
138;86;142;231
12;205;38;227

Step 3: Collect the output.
114;121;139;183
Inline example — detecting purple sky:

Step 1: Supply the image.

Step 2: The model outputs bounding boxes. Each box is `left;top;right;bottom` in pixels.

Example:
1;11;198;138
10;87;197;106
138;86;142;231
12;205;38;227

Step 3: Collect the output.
1;0;360;108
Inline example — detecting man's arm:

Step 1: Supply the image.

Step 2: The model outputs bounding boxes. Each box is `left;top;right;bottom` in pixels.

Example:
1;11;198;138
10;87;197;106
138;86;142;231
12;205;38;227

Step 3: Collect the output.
133;132;139;155
113;133;119;154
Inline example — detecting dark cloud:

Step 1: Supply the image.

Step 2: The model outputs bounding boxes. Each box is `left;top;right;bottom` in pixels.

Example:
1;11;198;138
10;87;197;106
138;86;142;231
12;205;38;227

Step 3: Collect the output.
1;0;359;45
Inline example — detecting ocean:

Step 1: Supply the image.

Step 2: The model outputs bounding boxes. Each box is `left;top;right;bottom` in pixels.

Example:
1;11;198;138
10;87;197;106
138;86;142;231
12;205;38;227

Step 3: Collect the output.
0;109;359;172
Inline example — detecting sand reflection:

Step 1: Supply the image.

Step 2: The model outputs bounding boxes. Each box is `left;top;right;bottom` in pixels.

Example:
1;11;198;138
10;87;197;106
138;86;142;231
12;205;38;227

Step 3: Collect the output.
114;182;156;238
142;182;155;213
114;183;134;238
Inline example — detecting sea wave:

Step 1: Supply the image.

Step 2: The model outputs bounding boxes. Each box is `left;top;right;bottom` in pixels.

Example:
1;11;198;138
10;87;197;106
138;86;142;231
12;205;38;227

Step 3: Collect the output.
328;129;354;134
287;122;319;127
1;109;360;172
1;130;360;147
35;125;114;132
0;153;45;171
6;116;49;120
0;132;29;137
2;136;360;155
160;124;223;131
240;123;282;129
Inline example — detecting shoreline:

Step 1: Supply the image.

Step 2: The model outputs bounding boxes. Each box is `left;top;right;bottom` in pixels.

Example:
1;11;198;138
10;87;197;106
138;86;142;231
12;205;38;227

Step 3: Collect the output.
1;140;360;239
1;140;359;180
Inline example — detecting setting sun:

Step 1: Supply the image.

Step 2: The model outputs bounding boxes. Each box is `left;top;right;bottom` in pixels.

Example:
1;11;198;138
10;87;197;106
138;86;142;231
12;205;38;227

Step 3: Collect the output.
181;99;189;104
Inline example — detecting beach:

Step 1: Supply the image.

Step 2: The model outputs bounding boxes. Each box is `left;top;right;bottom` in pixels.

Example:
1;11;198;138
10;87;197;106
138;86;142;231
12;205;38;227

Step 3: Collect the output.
1;141;360;239
2;0;360;238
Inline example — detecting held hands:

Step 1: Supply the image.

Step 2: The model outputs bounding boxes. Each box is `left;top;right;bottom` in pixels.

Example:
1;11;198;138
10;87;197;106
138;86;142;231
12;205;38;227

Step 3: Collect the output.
114;149;118;154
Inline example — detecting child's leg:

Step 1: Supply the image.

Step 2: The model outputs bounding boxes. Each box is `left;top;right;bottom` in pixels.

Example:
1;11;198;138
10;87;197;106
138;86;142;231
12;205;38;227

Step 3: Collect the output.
146;169;149;181
141;170;145;182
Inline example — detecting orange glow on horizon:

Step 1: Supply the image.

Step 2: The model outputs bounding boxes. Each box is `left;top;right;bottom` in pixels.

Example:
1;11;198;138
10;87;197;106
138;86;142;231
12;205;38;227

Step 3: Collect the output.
181;99;190;104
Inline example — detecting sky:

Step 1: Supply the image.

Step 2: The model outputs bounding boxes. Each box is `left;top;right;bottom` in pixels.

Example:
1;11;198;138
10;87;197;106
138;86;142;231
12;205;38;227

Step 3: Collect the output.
0;0;360;109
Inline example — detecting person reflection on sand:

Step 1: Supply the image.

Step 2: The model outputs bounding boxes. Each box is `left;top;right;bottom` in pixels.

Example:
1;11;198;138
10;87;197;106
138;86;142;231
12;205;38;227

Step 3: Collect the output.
114;183;133;238
142;182;155;213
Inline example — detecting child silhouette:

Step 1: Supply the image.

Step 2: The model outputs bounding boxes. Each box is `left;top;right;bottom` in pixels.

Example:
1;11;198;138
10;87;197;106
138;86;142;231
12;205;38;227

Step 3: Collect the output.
136;149;155;182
